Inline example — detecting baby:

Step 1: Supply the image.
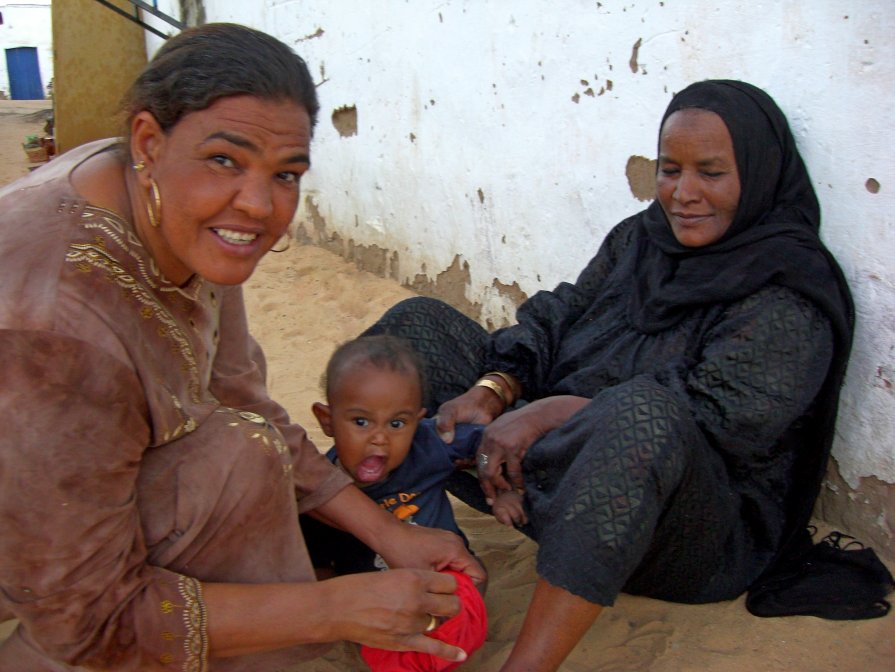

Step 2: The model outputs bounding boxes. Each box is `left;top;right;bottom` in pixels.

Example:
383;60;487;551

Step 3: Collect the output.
301;334;519;576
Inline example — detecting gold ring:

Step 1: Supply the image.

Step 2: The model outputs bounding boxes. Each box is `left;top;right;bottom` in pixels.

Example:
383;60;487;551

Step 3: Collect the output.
425;614;438;632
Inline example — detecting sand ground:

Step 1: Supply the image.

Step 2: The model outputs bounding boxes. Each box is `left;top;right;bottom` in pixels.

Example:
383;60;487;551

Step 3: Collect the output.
0;99;892;670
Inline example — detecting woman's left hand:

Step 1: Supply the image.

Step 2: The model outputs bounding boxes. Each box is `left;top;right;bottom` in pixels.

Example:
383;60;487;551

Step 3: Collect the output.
476;395;590;503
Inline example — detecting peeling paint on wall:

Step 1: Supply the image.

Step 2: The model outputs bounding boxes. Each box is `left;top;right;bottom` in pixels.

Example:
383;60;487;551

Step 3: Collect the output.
316;62;329;87
489;279;528;330
629;37;642;73
572;76;612;102
408;255;480;321
300;196;329;241
818;463;895;558
625;155;657;201
865;178;880;194
346;239;399;282
332;105;357;137
297;199;482;318
296;27;325;42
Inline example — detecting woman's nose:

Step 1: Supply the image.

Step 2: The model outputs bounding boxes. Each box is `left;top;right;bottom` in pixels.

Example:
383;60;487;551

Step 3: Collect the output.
234;174;274;220
673;171;699;204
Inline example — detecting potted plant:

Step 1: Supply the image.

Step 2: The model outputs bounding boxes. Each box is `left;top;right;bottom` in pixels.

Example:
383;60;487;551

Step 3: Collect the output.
23;135;48;163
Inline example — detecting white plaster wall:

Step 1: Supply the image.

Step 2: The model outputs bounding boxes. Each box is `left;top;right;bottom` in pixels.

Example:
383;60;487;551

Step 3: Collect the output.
174;2;894;497
0;1;52;98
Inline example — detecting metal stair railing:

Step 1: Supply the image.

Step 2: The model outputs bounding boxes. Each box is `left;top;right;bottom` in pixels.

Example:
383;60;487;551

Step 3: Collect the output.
91;0;185;39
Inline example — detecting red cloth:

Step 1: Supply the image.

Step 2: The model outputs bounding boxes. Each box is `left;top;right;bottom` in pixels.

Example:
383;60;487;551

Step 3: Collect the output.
361;569;488;671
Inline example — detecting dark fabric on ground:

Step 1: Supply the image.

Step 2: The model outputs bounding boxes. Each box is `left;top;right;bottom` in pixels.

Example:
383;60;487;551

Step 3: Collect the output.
746;530;895;619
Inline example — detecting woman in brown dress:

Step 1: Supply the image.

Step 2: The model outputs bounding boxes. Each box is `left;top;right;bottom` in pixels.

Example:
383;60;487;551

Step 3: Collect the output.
0;23;483;671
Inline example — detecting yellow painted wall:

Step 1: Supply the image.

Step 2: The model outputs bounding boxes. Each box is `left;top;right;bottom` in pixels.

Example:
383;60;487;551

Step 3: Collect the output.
51;0;148;152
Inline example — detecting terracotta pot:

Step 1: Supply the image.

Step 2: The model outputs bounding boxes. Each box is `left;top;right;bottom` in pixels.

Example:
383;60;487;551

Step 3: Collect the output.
24;145;48;163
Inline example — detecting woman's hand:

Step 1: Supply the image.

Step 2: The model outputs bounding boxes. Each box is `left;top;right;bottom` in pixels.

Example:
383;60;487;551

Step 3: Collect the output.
323;568;468;663
204;569;467;662
205;490;485;662
476;395;590;502
434;385;505;443
374;520;488;586
475;403;545;500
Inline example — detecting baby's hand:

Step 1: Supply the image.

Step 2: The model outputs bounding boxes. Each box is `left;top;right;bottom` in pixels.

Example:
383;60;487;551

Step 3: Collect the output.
492;490;528;527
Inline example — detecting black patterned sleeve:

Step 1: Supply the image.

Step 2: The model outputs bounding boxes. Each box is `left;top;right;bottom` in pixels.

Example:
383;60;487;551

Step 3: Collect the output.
683;285;834;464
487;217;638;398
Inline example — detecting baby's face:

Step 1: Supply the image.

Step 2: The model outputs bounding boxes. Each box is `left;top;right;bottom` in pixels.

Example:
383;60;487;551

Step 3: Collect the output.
327;363;425;485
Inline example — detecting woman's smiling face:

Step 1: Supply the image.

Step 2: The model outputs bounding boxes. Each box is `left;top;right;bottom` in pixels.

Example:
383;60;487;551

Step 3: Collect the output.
656;108;741;248
131;95;311;286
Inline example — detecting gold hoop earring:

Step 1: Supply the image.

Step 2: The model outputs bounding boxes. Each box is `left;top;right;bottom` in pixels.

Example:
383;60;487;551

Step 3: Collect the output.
146;177;162;229
270;234;291;253
132;160;146;172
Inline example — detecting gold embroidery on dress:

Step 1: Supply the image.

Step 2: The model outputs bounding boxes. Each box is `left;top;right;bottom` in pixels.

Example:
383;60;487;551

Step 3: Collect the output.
65;208;203;403
156;578;207;670
219;408;292;475
79;207;159;287
158;389;197;443
178;575;209;672
78;206;205;297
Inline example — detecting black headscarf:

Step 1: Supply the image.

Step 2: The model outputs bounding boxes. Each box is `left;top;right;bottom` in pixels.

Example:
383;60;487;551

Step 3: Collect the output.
631;79;855;574
631;80;853;345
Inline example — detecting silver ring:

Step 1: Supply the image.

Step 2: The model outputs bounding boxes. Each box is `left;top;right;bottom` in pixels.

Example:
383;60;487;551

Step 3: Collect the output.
476;453;489;468
425;614;438;632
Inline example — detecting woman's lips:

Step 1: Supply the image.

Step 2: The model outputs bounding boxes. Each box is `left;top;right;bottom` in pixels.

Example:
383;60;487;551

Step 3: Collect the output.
213;227;259;246
671;213;712;226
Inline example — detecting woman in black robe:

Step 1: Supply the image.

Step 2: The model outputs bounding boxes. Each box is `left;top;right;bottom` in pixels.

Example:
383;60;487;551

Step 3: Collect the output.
364;80;854;671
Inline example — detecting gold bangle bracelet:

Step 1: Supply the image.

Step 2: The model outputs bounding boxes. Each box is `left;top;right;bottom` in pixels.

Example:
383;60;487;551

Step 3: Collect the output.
474;378;508;407
484;371;520;404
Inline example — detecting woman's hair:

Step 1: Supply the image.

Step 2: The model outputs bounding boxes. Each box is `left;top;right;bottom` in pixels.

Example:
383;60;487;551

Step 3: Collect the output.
122;23;319;142
324;335;427;402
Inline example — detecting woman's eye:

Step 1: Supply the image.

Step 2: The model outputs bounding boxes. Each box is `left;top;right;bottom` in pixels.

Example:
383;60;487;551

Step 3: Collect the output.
702;171;724;178
277;171;302;185
212;155;236;168
659;167;679;176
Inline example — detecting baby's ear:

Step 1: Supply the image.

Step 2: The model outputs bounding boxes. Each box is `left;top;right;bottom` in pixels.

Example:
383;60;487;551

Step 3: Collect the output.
311;402;334;437
417;407;427;420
